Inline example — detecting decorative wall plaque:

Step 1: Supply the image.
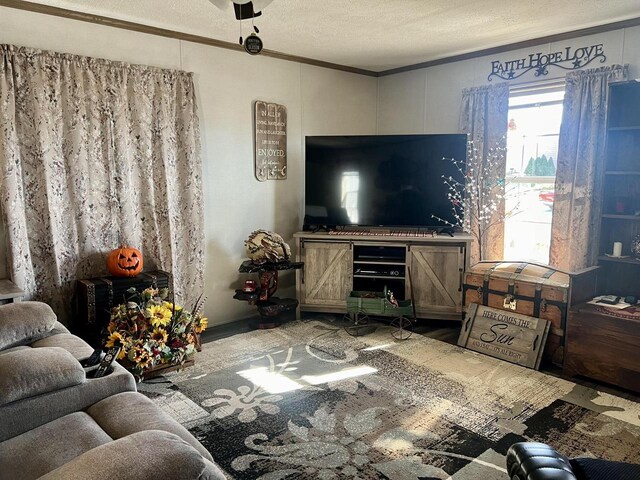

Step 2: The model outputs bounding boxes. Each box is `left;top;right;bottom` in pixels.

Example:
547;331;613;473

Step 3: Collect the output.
254;101;287;181
458;303;550;369
488;43;606;81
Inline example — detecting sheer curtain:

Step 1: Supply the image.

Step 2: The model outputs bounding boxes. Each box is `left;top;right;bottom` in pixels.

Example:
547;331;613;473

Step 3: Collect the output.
549;65;628;271
0;45;204;320
460;83;509;264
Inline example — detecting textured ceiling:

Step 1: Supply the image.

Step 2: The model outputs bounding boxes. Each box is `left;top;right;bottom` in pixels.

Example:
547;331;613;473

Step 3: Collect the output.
18;0;640;72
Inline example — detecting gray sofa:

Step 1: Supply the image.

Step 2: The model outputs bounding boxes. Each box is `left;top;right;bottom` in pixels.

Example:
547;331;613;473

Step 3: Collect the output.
0;391;225;479
0;301;224;479
0;301;136;441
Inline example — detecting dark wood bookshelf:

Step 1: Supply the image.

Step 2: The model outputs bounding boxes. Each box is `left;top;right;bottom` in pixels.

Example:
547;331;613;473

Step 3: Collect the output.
608;125;640;131
605;170;640;175
597;80;640;296
597;255;640;265
601;214;640;220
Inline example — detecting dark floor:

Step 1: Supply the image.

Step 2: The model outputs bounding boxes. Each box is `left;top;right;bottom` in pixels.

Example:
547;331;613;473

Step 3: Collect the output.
201;313;640;403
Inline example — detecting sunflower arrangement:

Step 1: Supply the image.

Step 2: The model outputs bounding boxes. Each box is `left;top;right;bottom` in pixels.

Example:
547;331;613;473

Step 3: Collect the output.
105;287;207;379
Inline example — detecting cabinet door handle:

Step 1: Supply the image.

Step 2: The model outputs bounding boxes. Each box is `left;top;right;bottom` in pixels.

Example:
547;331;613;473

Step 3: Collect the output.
458;268;463;292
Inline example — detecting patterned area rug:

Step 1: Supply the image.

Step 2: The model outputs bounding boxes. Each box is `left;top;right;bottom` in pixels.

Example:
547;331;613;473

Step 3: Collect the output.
138;319;640;479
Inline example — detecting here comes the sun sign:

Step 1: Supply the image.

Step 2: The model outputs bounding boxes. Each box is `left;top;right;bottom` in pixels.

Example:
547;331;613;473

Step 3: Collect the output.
458;303;550;370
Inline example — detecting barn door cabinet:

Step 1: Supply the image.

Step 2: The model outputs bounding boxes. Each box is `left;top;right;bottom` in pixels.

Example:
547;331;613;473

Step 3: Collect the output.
297;240;353;309
294;232;472;320
407;245;465;318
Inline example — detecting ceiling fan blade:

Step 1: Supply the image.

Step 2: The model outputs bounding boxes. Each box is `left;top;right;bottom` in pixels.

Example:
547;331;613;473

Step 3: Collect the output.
208;0;276;14
250;0;275;11
207;0;232;11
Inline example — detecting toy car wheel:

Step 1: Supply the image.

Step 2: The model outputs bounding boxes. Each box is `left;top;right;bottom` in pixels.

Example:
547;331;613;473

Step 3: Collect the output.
391;316;413;340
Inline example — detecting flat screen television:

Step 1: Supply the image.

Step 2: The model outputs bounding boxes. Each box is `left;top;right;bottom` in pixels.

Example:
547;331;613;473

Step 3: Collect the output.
304;134;467;230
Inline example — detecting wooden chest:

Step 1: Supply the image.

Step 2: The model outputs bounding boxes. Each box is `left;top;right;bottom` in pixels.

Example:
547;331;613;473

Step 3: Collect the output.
565;303;640;393
463;261;598;365
74;270;173;348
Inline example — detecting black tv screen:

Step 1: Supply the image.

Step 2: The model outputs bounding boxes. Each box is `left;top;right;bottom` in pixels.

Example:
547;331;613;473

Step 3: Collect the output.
304;134;467;229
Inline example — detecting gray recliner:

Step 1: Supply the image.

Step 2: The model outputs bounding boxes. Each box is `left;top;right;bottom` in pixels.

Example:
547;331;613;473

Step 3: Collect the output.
0;391;225;479
0;301;137;441
0;300;225;479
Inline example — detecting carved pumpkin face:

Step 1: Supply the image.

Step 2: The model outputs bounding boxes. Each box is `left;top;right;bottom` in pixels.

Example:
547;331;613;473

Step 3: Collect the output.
107;245;143;277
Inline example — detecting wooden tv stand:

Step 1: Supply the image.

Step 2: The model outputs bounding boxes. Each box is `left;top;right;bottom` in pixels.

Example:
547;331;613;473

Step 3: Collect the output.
293;231;472;320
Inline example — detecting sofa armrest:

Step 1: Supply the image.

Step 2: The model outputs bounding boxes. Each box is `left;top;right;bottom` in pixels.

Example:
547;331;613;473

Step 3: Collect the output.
507;442;577;480
0;301;57;350
0;347;85;406
38;430;226;480
87;391;213;461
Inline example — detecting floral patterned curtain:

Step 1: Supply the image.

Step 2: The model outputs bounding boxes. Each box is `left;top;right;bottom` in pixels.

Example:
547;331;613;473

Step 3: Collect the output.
549;65;628;271
459;83;509;264
0;45;204;321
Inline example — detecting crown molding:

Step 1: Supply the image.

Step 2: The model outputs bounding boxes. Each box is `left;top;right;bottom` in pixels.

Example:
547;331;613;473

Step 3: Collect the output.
378;16;640;76
0;0;378;77
2;0;639;79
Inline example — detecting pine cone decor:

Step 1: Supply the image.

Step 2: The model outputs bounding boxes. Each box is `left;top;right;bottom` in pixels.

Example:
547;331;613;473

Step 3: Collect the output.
245;230;291;264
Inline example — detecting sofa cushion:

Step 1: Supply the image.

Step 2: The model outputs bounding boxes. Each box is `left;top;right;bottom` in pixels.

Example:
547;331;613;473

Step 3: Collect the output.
87;391;213;461
0;346;85;406
0;411;111;480
0;301;57;350
38;430;226;480
32;333;94;359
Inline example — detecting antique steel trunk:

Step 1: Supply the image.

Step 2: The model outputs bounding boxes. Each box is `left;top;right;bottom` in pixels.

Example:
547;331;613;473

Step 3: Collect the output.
74;270;173;347
463;261;598;365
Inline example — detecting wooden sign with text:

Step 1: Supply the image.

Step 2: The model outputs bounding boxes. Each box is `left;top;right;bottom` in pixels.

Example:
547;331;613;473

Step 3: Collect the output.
458;303;550;370
254;101;287;181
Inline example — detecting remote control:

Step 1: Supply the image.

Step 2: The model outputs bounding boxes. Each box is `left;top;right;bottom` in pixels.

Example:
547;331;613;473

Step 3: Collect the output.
81;348;103;368
92;347;121;378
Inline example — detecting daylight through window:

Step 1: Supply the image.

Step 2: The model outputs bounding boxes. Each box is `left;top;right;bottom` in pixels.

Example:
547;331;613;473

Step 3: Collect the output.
504;83;565;263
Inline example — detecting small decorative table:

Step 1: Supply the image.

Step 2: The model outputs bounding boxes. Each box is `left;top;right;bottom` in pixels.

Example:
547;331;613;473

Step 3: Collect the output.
233;260;303;329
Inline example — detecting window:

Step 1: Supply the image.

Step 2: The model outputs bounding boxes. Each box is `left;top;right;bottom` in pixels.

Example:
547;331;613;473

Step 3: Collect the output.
504;83;564;264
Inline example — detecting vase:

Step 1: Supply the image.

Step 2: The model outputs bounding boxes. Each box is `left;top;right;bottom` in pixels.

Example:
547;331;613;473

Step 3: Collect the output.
631;234;640;258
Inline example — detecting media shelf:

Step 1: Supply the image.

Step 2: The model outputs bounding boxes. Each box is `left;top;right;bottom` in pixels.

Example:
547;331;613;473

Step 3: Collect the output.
352;244;407;298
294;231;472;321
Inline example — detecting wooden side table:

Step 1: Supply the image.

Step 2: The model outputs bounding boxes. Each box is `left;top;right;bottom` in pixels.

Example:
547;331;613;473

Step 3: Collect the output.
565;303;640;393
0;279;24;303
234;260;303;329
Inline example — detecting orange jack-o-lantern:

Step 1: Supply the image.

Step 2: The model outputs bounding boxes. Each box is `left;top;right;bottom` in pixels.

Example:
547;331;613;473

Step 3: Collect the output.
107;245;143;277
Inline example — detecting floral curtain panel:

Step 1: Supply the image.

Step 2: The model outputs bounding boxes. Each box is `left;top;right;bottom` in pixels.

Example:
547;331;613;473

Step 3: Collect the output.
0;45;204;320
459;83;509;264
549;65;628;271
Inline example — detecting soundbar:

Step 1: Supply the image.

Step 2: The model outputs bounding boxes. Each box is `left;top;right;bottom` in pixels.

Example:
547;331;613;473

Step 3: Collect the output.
328;230;437;237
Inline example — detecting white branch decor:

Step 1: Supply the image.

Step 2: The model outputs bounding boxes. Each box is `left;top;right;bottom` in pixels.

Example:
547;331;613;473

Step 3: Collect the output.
432;138;516;260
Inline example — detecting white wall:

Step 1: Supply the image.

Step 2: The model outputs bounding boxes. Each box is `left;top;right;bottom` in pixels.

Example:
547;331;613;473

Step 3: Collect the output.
378;27;640;134
0;6;378;325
